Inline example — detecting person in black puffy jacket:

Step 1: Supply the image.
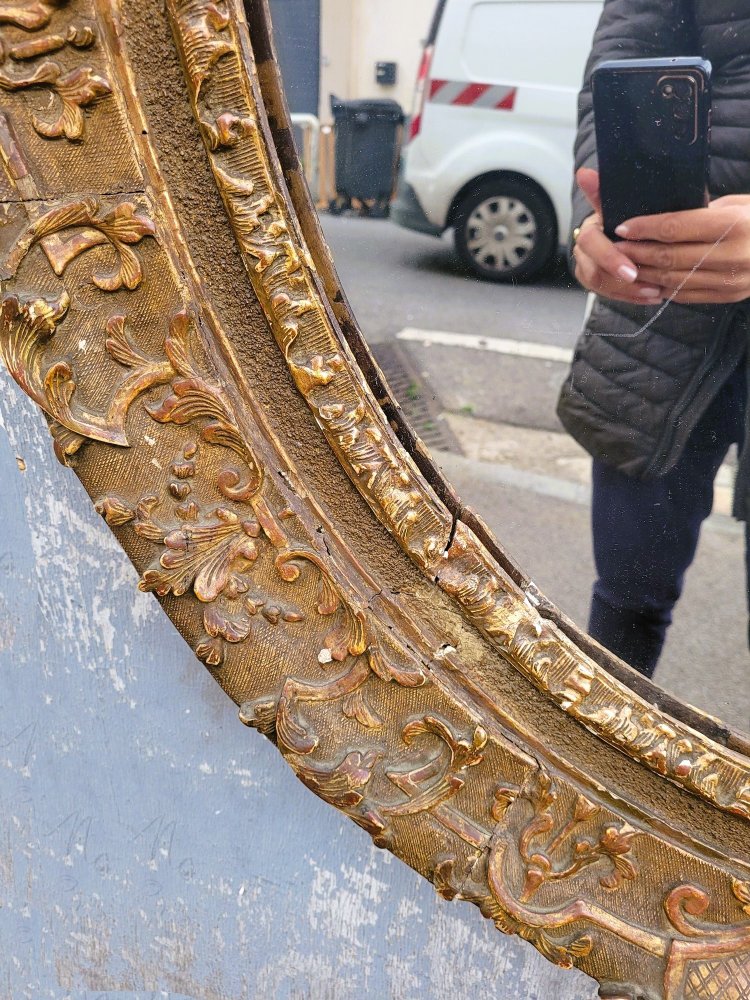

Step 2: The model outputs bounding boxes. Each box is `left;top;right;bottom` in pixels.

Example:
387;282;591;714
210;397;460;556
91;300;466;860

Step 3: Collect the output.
557;0;750;677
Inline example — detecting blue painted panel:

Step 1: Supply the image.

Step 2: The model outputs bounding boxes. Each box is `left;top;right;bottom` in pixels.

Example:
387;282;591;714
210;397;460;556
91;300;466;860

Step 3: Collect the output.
0;367;597;998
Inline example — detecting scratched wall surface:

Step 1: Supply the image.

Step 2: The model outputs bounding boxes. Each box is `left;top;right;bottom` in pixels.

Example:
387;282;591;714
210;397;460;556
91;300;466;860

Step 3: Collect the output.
0;366;597;1000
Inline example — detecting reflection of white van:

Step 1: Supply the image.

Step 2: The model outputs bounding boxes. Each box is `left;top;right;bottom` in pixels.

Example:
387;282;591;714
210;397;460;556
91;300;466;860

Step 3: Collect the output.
392;0;603;282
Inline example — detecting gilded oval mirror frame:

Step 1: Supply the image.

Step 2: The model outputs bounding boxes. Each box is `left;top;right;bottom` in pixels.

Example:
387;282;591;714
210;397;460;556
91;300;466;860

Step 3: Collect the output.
0;0;749;997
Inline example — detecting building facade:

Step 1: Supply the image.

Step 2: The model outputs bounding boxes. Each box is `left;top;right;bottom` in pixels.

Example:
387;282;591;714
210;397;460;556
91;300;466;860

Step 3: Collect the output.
266;0;436;121
320;0;435;119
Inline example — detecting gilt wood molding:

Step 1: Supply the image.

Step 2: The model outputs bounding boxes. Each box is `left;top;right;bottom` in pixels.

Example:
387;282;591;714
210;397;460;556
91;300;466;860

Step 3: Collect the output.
168;0;750;823
0;1;749;997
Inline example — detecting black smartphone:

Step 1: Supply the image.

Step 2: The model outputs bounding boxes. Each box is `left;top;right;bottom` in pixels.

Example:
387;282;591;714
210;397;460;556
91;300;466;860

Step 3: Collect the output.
592;57;712;239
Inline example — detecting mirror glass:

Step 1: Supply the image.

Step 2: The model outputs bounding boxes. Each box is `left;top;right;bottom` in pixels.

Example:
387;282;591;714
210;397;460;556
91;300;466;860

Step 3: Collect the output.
267;0;749;735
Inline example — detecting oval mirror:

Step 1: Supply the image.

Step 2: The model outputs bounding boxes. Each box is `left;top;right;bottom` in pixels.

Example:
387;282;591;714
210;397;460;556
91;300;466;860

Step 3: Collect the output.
0;1;748;998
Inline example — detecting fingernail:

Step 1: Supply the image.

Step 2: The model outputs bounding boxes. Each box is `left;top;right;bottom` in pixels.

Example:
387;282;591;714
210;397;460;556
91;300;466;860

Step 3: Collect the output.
638;287;663;298
618;263;638;282
616;224;630;237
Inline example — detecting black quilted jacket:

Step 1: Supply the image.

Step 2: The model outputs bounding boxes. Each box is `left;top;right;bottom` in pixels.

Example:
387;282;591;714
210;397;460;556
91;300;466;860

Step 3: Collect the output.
556;0;750;514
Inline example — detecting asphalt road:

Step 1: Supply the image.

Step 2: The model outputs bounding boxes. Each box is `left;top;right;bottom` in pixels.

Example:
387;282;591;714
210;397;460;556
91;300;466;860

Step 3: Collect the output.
320;213;750;735
319;214;587;346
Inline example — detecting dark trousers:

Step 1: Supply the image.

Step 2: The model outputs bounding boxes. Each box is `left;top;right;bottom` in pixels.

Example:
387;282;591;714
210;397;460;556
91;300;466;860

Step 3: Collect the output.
589;365;747;678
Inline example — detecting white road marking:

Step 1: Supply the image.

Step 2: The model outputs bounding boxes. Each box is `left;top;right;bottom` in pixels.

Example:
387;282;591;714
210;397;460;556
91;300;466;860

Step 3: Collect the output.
395;327;738;536
396;327;574;364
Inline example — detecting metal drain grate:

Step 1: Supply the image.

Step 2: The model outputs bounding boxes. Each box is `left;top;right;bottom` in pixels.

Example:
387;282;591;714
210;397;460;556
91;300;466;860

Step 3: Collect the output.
371;341;463;455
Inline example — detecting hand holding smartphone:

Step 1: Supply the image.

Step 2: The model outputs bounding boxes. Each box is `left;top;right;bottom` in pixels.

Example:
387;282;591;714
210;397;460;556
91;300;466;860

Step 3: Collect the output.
592;57;712;240
577;58;750;305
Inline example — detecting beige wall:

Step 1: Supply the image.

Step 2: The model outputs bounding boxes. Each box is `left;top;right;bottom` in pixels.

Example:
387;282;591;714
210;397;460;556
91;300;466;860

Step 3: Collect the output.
320;0;435;121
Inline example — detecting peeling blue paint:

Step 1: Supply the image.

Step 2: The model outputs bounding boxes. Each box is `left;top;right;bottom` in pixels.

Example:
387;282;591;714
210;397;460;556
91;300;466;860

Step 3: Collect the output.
0;369;597;999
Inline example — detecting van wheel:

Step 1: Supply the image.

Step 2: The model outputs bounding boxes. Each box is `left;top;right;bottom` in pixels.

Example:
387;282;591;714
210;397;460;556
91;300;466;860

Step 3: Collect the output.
454;179;556;282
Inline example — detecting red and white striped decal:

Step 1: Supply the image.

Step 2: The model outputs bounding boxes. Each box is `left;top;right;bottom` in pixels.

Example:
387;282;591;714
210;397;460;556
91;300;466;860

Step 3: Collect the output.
429;79;517;111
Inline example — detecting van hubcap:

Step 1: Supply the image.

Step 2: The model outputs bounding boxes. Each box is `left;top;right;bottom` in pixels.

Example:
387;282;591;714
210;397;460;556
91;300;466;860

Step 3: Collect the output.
466;196;537;272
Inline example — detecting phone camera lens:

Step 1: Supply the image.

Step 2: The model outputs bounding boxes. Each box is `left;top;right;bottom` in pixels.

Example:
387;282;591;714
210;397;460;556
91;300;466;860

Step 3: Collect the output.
661;83;675;99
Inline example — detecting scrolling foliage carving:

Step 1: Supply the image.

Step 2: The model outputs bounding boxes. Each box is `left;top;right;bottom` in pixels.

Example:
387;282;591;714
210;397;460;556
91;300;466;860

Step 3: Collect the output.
166;0;750;828
436;770;750;998
440;523;750;821
166;0;453;576
436;770;640;969
0;208;159;450
0;1;749;998
0;2;110;141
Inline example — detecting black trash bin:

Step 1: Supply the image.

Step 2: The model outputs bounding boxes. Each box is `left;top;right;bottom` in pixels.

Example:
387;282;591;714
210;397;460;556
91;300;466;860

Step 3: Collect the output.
329;97;404;217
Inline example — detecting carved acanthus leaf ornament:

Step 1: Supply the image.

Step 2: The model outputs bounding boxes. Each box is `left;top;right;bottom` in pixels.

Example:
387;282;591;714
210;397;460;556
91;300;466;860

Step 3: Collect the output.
166;0;750;827
0;2;62;32
166;0;453;575
0;1;748;997
0;3;110;141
